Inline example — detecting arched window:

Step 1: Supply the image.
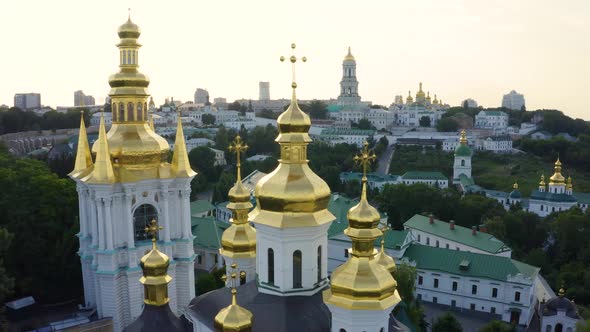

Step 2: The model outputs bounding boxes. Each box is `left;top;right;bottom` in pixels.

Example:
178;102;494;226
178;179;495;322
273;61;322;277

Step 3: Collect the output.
127;102;134;121
112;103;117;121
137;103;143;121
545;325;552;332
461;159;465;166
555;324;563;332
293;250;302;288
133;204;158;241
268;248;274;285
317;246;322;283
339;329;346;332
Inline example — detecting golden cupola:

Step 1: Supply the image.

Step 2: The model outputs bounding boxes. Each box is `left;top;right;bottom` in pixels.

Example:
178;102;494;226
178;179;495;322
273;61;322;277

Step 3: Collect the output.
566;176;573;191
375;227;396;274
214;264;253;332
415;82;426;101
549;158;566;185
220;136;256;259
69;112;93;179
406;91;413;104
432;94;439;105
426;91;432;103
140;220;172;306
323;141;400;310
344;46;355;62
98;14;170;182
250;44;334;229
539;174;546;189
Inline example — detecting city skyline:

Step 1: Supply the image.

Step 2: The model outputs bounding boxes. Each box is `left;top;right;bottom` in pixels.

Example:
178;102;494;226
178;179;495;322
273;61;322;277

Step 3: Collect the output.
1;0;589;119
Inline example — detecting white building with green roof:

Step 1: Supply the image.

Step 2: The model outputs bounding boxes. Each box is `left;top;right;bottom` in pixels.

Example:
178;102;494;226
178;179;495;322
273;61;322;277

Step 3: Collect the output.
340;171;448;189
475;110;509;130
401;244;539;326
318;128;376;147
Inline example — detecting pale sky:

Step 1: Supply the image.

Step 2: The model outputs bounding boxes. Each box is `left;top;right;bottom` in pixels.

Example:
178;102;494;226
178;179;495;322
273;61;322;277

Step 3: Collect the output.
1;0;589;119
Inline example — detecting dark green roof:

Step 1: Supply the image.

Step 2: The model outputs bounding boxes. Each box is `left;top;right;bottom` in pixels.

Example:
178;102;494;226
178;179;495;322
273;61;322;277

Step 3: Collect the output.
574;192;590;204
403;244;539;283
379;230;409;250
403;214;510;254
530;190;577;203
327;194;359;238
401;171;447;181
340;172;399;183
190;200;215;217
454;144;472;157
509;189;522;199
192;216;229;250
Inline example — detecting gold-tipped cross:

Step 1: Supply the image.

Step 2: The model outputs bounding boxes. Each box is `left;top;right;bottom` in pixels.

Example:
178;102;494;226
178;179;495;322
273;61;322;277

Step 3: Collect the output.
280;43;307;88
229;135;248;181
145;219;162;248
354;141;376;179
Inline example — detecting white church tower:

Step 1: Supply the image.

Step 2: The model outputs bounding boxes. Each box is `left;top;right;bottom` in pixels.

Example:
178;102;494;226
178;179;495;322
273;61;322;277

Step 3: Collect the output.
69;16;196;331
250;44;335;296
453;130;473;184
337;47;361;107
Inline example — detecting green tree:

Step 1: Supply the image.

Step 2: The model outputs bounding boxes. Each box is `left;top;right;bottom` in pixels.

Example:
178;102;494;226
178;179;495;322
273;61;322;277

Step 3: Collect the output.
215;125;230;151
419;116;431;127
188;146;218;182
432;312;463;332
577;319;590;332
478;320;516;332
202;113;216;125
309;100;327;119
357;118;373;130
436;117;459;132
395;264;417;302
212;171;236;203
258;109;276;119
0;227;14;304
228;101;242;111
195;273;218;295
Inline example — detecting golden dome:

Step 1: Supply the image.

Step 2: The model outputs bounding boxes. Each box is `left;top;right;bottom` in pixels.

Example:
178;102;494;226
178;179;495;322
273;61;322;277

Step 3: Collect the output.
118;16;141;39
415;82;426;99
406;91;414;103
140;220;172;306
460;129;468;145
323;142;400;311
433;94;439;104
250;86;333;228
566;176;573;190
513;181;518;190
375;237;396;274
344;46;355;61
221;136;257;258
549;158;566;185
426;91;432;102
539;174;546;187
214;289;253;332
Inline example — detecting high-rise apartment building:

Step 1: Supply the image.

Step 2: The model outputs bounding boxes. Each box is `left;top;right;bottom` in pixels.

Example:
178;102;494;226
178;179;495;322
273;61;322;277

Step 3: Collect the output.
14;93;41;110
259;81;270;101
194;88;209;105
502;90;525;111
74;90;96;106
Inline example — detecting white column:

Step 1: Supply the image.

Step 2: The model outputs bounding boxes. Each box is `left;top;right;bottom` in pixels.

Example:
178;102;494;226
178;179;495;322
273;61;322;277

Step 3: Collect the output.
96;198;105;250
90;193;98;247
104;198;114;250
160;189;171;242
124;193;135;248
181;189;192;239
77;187;87;236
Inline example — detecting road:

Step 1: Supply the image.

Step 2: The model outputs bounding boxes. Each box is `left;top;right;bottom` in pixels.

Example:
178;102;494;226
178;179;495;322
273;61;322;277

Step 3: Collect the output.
376;144;395;175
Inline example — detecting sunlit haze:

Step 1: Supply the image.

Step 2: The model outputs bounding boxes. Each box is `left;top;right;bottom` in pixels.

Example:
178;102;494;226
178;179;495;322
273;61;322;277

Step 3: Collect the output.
1;0;589;119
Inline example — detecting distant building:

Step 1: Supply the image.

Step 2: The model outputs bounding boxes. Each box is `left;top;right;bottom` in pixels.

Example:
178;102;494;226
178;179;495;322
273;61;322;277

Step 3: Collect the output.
332;108;395;130
318;128;375;147
531;131;553;140
399;171;448;189
185;138;213;151
482;136;512;152
14;93;41;110
340;171;448;189
462;98;478;108
74;90;95;106
337;47;361;106
213;97;227;108
194;88;209;105
210;148;226;166
394;95;404;105
259;81;270;101
475;110;509;130
540;288;581;332
502;90;525;111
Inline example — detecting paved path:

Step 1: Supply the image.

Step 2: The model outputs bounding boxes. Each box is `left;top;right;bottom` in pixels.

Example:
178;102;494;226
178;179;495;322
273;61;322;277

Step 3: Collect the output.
376;144;395;174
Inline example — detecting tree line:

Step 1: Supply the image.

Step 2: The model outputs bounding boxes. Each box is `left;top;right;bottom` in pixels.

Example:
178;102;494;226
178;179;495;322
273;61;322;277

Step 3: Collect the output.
0;107;92;135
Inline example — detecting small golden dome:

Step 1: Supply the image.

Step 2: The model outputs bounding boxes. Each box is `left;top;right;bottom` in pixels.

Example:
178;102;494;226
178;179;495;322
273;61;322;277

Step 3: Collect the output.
406;91;414;103
539;174;546;186
566;176;573;190
118;16;141;39
276;90;311;137
513;181;518;190
140;220;172;306
460;130;468;145
375;238;396;273
344;46;355;61
549;158;566;185
214;289;253;332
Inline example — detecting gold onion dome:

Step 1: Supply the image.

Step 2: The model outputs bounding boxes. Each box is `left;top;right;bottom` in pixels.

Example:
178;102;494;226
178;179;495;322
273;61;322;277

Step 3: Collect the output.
375;231;396;274
140;220;172;306
323;142;400;310
416;82;426;99
433;94;439;104
406;91;413;103
221;136;256;258
251;44;333;228
567;176;573;190
549;158;566;185
539;174;546;187
426;91;432;102
214;265;253;332
344;46;355;61
101;15;172;182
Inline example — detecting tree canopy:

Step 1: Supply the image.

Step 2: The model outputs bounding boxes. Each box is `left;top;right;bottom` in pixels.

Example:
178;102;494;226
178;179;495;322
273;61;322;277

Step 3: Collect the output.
432;312;463;332
0;107;91;134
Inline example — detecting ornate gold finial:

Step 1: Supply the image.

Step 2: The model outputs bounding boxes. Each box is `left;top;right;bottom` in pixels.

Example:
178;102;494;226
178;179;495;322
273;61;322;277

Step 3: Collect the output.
139;219;172;306
559;287;565;297
69;111;93;178
567;176;573;190
145;219;162;249
229;135;248;182
513;180;518;190
550;156;565;185
214;263;253;332
280;43;307;89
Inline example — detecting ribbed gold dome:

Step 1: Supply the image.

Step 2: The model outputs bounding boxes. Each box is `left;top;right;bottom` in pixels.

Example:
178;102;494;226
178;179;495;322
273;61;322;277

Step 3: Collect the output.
118;16;141;39
214;289;253;332
251;88;333;228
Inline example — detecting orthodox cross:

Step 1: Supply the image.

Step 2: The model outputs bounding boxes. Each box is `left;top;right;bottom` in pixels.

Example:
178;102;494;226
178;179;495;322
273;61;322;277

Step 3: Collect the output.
280;43;307;88
145;219;163;249
229;135;248;181
354;140;376;179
